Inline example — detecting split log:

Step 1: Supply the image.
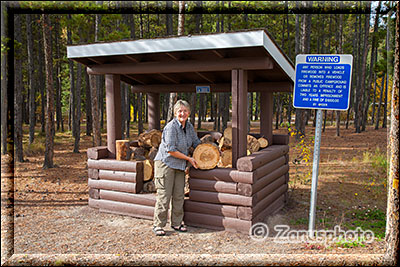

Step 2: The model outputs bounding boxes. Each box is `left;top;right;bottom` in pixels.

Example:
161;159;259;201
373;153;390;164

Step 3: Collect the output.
200;134;215;144
138;129;162;148
87;146;108;160
193;143;220;170
257;137;269;148
247;135;260;154
223;127;232;141
131;147;147;161
116;140;131;160
143;159;154;182
147;147;158;161
218;136;232;151
218;149;232;168
142;180;156;193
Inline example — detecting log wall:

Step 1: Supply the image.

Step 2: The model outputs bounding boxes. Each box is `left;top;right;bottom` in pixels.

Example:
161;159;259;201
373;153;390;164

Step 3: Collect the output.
87;147;155;220
86;134;289;234
184;135;290;233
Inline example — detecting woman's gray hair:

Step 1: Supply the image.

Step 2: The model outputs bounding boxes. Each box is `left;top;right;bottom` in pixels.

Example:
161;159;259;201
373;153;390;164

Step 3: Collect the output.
173;100;191;116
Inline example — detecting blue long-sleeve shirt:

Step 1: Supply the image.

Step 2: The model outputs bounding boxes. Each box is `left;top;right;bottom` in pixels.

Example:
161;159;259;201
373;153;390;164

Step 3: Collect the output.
154;117;201;171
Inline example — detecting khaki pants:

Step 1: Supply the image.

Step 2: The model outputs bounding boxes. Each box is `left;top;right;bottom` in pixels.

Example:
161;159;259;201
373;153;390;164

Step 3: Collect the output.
153;160;185;228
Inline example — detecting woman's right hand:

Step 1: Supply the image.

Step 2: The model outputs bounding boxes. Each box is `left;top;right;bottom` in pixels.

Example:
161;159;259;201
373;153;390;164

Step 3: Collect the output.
188;157;198;169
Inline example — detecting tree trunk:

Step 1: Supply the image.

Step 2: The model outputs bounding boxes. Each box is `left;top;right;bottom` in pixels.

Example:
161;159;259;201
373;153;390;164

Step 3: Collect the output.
84;69;92;136
89;74;101;146
14;14;24;162
42;14;55;169
335;5;344;137
383;5;393;130
295;1;311;140
166;1;173;36
371;74;378;124
375;74;385;130
26;14;36;144
67;15;75;134
362;1;381;131
37;20;46;134
73;62;82;153
1;3;7;154
384;3;399;264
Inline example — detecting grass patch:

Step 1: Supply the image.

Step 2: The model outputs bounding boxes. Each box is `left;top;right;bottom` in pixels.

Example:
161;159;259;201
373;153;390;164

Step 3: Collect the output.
344;207;386;239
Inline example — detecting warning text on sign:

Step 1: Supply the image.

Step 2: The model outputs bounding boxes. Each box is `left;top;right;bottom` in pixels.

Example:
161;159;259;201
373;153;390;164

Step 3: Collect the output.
293;55;353;111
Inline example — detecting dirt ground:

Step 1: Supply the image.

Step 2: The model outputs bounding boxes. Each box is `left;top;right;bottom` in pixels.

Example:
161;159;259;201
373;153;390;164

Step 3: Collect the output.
2;121;390;265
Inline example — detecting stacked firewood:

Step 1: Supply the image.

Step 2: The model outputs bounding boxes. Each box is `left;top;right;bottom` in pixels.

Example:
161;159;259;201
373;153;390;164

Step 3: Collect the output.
193;127;269;170
116;129;162;193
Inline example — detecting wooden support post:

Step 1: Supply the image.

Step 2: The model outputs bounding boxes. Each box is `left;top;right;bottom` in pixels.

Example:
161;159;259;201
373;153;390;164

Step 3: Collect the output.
147;92;160;130
105;74;122;159
231;69;248;168
260;92;273;146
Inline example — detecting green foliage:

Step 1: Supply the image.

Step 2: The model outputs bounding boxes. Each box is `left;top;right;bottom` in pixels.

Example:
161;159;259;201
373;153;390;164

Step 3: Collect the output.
344;207;386;239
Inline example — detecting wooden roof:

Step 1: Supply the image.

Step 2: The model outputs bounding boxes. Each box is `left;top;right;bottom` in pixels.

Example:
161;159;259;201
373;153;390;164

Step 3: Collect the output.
67;29;295;93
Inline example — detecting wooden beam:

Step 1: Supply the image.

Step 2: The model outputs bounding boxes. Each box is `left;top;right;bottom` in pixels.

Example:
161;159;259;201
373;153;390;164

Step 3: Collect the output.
166;52;180;61
87;57;273;75
87;57;103;64
147;92;160;130
158;73;179;84
124;54;140;63
105;74;122;158
131;81;292;93
231;69;248;168
195;72;215;83
125;74;146;85
212;49;224;58
260;92;273;145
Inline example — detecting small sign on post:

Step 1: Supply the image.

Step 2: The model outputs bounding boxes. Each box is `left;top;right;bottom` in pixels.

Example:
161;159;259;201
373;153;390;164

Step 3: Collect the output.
196;85;210;93
293;54;353;237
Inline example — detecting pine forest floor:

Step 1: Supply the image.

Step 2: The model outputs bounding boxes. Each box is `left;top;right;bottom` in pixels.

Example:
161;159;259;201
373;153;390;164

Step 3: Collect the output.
1;121;390;265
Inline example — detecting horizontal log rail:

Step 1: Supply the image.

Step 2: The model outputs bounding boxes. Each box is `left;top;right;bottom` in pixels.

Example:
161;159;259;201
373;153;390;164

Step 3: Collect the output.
99;189;156;207
188;178;237;194
98;170;140;183
184;211;252;234
87;146;109;160
88;178;142;194
184;200;238;219
236;145;289;172
189;190;255;207
238;164;289;196
87;159;143;173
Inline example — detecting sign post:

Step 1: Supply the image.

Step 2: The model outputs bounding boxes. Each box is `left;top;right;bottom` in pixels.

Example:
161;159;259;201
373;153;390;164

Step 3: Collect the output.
293;54;353;237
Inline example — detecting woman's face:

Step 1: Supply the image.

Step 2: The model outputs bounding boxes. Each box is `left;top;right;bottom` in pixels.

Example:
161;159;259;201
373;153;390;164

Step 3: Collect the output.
176;105;190;125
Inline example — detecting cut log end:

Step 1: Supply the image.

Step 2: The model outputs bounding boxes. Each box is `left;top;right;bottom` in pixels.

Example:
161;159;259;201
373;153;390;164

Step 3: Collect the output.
143;159;154;182
193;143;220;170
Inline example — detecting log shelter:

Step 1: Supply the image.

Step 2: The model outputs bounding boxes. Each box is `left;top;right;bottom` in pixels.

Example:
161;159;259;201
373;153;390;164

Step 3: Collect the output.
67;29;295;233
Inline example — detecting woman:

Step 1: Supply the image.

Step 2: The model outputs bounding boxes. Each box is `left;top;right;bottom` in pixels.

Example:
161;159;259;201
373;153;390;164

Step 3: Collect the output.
152;100;201;236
